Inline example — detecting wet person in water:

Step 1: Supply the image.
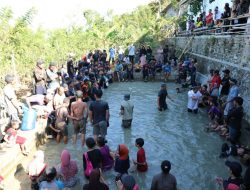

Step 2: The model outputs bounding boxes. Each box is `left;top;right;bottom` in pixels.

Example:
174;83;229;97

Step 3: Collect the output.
157;83;172;111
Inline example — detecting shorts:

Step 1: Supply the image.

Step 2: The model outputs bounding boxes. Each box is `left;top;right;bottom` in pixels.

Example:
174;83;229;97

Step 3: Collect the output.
122;119;132;128
73;119;86;134
16;136;26;144
93;121;107;137
56;121;68;136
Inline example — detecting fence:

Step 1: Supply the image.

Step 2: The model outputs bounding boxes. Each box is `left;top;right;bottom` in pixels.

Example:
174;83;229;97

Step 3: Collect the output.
177;13;250;36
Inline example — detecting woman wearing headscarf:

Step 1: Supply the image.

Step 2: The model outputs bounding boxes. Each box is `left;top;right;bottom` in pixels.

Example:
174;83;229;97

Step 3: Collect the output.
57;149;78;188
26;150;47;190
82;169;109;190
114;144;130;175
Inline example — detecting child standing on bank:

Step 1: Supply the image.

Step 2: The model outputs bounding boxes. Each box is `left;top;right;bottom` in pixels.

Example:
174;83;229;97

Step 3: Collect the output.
133;138;148;172
4;120;28;156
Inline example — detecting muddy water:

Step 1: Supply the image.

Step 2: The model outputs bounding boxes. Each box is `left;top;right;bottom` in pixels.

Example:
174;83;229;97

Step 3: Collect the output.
16;82;229;190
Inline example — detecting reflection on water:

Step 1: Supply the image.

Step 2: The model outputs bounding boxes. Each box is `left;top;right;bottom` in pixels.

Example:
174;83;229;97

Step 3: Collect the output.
18;82;229;190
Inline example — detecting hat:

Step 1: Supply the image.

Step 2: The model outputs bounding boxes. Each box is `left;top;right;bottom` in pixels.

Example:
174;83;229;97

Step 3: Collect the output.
161;83;166;87
49;62;56;67
124;94;130;100
223;69;230;74
121;174;136;190
37;59;44;66
229;78;237;84
5;74;14;83
225;161;242;177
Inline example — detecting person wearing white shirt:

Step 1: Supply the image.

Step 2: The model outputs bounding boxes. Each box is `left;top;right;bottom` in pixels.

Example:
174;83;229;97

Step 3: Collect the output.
128;44;135;64
187;87;202;114
214;6;221;24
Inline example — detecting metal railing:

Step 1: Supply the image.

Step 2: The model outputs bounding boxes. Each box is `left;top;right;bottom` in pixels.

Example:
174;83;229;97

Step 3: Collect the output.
177;13;250;36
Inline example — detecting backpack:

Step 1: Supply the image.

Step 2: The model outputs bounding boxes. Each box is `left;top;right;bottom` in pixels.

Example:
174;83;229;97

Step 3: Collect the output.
84;152;93;177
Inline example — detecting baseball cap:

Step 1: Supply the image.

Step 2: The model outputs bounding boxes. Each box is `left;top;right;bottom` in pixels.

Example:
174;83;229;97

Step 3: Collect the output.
37;59;44;66
223;69;230;74
225;160;242;177
121;174;136;190
49;62;56;67
124;94;130;100
161;83;166;87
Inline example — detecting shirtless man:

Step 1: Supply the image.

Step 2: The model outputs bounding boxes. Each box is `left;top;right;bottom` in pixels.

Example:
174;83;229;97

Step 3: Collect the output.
70;91;88;146
55;98;77;144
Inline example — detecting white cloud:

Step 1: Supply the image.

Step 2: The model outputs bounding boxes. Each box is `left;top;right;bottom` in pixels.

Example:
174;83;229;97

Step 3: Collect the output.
0;0;153;29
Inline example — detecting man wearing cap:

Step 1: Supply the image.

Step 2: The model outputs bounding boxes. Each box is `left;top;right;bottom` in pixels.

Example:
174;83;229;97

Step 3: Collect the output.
151;160;177;190
70;91;88;146
33;60;47;95
224;78;239;117
216;160;243;190
3;74;22;122
158;83;172;111
116;174;139;190
46;62;60;91
120;94;134;128
221;69;231;97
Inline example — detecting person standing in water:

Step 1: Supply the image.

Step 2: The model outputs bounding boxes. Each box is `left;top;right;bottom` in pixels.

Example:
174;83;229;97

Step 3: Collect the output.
120;94;134;128
157;83;172;111
70;91;88;146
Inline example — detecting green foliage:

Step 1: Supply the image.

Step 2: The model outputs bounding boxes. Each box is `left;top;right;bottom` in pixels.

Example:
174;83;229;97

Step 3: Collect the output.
189;0;202;16
0;2;176;81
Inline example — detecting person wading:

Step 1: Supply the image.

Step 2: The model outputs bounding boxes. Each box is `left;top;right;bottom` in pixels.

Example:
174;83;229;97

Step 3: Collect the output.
157;83;172;111
89;89;110;141
70;91;88;146
120;94;134;128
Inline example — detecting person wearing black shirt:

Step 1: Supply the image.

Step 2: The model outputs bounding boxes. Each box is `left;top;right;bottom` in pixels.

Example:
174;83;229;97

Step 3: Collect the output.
221;69;231;96
83;137;102;178
89;89;109;140
157;83;172;111
163;45;169;64
67;58;75;79
227;97;244;144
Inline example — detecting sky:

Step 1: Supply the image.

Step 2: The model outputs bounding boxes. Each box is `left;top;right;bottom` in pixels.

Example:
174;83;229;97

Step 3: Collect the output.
0;0;153;30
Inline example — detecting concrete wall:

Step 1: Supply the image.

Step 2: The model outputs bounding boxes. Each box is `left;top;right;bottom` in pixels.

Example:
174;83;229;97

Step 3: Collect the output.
166;35;250;120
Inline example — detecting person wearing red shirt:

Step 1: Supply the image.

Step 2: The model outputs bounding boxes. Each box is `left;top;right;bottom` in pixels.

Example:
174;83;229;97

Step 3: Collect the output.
206;9;214;27
133;138;148;172
210;70;222;90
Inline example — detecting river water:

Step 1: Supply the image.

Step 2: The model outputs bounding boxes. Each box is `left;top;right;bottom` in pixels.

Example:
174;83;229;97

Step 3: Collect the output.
16;82;229;190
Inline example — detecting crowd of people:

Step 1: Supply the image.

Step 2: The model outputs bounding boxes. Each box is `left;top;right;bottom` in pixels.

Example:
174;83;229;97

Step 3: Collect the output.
175;59;250;190
0;44;180;190
0;42;250;189
186;1;250;33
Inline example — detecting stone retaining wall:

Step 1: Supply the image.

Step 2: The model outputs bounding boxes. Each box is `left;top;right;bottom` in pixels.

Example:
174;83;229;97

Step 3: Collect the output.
167;35;250;121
